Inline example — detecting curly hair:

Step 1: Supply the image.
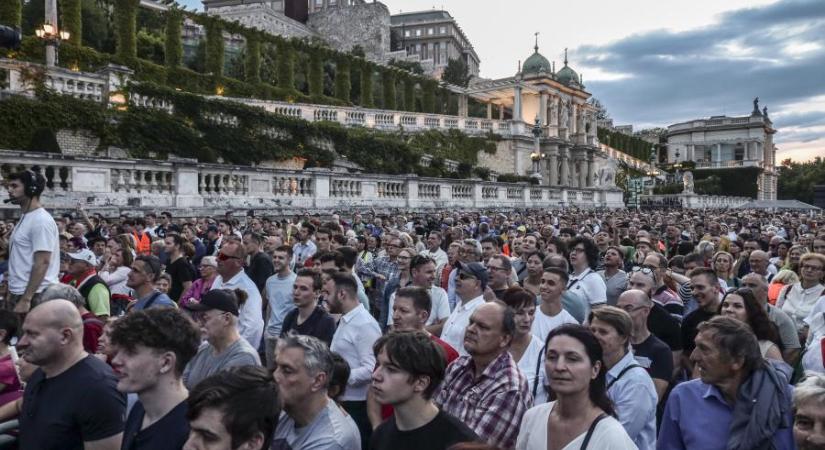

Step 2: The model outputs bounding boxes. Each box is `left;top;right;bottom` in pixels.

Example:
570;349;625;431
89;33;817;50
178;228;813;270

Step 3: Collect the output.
109;307;201;376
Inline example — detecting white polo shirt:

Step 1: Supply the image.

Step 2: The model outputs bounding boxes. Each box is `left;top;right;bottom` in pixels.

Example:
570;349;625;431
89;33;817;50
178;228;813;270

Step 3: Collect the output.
440;295;484;356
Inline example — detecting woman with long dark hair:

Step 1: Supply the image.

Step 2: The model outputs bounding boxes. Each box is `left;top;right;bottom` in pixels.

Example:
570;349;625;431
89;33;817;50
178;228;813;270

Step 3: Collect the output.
720;288;784;362
516;324;636;450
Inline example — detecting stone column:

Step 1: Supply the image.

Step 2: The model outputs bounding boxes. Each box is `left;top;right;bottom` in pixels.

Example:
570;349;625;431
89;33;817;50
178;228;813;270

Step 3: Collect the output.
486;102;492;119
586;152;595;187
513;84;523;122
578;155;587;188
540;92;548;127
559;147;570;187
498;102;505;120
458;94;468;117
548;145;559;185
715;143;722;165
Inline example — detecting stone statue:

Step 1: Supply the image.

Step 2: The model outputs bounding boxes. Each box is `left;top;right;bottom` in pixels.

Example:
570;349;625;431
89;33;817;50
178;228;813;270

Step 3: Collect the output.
560;101;569;129
550;99;558;125
597;159;618;187
752;97;760;115
763;106;768;118
682;171;694;193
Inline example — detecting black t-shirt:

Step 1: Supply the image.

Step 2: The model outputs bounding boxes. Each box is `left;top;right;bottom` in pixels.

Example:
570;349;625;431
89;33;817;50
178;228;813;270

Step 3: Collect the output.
122;400;189;450
246;251;275;293
633;333;673;382
370;410;479;450
647;303;683;351
682;308;718;355
19;355;126;450
281;306;337;347
166;257;196;303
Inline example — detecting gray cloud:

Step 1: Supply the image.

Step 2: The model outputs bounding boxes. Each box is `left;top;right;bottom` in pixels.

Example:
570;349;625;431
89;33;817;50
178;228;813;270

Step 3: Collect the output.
577;0;825;147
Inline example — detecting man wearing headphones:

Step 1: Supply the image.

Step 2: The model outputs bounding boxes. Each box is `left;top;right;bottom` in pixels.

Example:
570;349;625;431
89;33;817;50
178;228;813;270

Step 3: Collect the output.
4;168;60;313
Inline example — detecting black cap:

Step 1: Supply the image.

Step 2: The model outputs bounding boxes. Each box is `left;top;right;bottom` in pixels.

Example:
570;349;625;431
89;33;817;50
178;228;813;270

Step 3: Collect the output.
184;290;239;316
458;261;488;290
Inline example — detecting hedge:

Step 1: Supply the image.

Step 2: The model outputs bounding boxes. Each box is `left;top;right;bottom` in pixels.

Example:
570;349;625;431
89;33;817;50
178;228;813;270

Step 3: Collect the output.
333;57;350;103
164;9;182;68
114;0;139;61
204;19;224;77
597;127;653;161
243;33;260;83
59;0;82;46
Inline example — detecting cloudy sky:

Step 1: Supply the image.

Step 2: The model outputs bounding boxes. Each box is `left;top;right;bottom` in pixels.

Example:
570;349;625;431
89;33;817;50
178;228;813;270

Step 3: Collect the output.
182;0;825;162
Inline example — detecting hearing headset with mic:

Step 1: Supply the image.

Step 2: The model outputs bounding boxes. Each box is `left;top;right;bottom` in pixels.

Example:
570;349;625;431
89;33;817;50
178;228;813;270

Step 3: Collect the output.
22;167;46;198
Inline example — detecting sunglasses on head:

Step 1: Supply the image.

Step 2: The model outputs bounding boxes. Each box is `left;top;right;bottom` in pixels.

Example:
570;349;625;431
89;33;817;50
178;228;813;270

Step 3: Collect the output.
631;266;655;275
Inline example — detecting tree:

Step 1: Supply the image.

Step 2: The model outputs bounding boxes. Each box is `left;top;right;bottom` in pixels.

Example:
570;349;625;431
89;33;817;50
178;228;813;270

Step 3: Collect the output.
387;58;424;75
441;58;470;87
0;0;22;29
778;157;825;204
588;97;610;121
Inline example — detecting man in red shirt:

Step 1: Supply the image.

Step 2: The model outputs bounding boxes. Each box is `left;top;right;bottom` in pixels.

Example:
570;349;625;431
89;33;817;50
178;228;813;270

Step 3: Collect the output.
367;286;458;429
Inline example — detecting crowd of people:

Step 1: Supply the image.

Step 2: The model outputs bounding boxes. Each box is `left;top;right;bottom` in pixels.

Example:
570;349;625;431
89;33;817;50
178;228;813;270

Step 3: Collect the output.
0;167;824;450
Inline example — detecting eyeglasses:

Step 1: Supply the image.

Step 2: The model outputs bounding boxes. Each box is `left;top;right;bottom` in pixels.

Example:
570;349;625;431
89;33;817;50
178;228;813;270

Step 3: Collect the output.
631;266;655;275
217;253;241;261
571;247;586;254
457;272;478;280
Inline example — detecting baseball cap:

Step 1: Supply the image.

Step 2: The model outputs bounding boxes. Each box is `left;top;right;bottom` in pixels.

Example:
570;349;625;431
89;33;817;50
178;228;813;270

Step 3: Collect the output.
184;289;240;316
67;249;98;266
458;262;489;290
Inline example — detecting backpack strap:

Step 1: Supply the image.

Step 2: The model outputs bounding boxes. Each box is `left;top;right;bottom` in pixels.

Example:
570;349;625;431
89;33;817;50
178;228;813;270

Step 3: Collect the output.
606;364;643;391
580;413;608;450
532;344;546;399
143;291;163;309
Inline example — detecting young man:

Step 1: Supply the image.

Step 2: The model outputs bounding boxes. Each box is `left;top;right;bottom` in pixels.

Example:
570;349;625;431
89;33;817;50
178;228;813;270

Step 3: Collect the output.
243;231;275;294
164;233;196;303
291;223;317;270
370;331;479;450
110;308;201;450
184;366;280;450
532;267;579;343
5;168;60;313
280;269;336;346
183;289;262;389
387;256;450;331
272;334;361;450
264;245;297;367
17;300;126;449
328;273;382;449
127;255;177;311
682;267;722;360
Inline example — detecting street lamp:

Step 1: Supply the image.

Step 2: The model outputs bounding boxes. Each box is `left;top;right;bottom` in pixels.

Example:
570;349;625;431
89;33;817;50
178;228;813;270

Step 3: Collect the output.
35;22;69;66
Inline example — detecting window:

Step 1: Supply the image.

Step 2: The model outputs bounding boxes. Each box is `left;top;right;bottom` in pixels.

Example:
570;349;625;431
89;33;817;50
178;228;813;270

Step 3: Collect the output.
422;43;428;60
404;30;410;37
415;29;422;36
434;42;440;64
440;26;446;34
428;28;434;35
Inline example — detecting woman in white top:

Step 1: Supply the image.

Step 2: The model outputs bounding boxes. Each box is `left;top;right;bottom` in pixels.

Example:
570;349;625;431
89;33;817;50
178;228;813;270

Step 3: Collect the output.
777;253;825;329
99;247;132;296
516;324;637;450
567;237;608;308
501;286;548;405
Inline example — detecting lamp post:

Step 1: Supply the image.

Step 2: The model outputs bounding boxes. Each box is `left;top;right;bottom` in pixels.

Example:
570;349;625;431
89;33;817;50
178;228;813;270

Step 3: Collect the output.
36;0;69;67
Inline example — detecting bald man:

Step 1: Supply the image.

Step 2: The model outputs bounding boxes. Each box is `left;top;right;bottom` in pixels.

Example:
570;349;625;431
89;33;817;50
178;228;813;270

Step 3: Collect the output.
740;273;801;364
748;250;776;282
17;300;125;450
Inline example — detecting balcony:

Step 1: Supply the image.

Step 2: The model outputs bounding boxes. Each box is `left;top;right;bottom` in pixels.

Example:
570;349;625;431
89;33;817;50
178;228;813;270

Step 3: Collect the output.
694;160;763;169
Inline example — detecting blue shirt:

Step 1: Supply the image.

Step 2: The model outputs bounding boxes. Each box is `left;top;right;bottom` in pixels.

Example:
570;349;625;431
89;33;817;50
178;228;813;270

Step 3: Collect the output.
132;290;176;311
657;378;796;450
607;351;657;450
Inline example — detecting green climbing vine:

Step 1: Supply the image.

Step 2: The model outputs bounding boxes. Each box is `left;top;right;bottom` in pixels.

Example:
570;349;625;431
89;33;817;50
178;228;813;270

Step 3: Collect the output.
0;0;22;29
334;57;350;103
360;61;373;108
114;0;139;61
58;0;82;45
204;19;224;77
244;33;261;83
382;68;396;110
164;9;182;68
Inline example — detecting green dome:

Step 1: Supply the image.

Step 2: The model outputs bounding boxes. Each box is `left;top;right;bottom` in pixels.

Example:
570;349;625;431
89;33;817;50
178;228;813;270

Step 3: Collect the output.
523;47;551;74
557;63;579;85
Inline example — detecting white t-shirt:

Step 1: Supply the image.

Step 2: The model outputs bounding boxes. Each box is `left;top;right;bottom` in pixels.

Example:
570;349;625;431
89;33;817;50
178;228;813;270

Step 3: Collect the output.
568;268;608;307
387;286;451;327
531;306;579;344
516;401;637;450
516;334;549;406
441;295;484;356
8;207;60;295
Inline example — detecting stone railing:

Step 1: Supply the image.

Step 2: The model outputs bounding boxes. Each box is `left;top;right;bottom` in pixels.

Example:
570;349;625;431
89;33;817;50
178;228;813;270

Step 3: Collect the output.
212;97;512;137
669;115;769;133
694;160;762;169
0;150;625;216
0;58;133;103
639;193;751;209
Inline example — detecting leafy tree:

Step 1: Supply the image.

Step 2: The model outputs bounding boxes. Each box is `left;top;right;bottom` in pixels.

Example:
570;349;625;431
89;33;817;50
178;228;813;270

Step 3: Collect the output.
0;0;22;29
778;157;825;204
441;57;470;87
136;29;164;64
387;58;423;75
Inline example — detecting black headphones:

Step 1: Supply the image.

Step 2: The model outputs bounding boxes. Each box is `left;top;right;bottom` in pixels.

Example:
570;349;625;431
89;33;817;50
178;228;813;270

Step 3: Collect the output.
22;167;46;198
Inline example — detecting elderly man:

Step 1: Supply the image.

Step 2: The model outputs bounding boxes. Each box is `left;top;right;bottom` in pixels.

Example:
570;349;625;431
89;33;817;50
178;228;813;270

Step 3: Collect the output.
792;373;825;450
749;250;776;282
658;316;795;450
272;334;361;450
435;302;530;450
16;300;126;449
212;237;265;349
440;262;487;356
616;289;673;402
183;289;262;389
65;248;110;318
741;273;802;364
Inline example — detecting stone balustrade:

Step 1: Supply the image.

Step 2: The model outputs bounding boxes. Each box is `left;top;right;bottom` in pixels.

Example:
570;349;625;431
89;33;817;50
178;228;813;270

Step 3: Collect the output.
0;150;625;216
639;193;751;209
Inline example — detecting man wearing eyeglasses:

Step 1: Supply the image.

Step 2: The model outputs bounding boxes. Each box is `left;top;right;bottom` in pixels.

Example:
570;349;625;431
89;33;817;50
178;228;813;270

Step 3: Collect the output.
440;262;488;356
211;238;265;350
182;289;261;389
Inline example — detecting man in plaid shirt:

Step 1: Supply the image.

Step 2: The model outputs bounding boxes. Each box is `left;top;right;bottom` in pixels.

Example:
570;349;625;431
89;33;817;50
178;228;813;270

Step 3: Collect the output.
356;235;403;325
435;301;530;450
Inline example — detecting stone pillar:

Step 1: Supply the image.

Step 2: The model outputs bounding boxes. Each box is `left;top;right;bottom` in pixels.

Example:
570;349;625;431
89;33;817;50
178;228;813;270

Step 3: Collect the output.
578;156;587;188
498;103;505;120
559;147;570;187
458;94;468;117
540;92;548;127
715;143;722;165
571;104;578;134
548;145;559;186
513;85;523;122
486;102;492;119
586;153;595;187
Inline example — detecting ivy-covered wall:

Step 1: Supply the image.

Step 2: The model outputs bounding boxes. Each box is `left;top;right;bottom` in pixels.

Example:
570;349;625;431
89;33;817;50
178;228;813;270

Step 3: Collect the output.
59;0;82;46
114;0;139;61
597;127;653;161
164;10;182;68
